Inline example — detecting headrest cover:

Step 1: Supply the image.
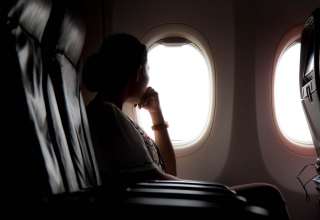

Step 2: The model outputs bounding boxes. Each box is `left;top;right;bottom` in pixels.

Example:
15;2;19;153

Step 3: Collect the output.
8;0;52;43
300;8;320;157
57;11;85;68
300;8;320;80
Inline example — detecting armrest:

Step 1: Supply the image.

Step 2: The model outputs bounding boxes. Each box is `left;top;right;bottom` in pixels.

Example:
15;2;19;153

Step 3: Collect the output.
146;179;227;188
122;185;268;218
132;181;235;195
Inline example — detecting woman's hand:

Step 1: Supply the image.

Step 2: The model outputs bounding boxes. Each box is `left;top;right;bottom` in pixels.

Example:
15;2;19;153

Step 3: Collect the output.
138;87;165;125
138;87;161;114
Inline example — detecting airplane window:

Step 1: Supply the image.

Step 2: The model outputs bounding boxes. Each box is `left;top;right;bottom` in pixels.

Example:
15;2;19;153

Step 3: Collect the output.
136;39;211;147
274;42;313;147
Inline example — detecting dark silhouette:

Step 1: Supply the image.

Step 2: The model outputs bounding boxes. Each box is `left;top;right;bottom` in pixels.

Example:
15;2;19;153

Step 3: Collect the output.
84;33;177;185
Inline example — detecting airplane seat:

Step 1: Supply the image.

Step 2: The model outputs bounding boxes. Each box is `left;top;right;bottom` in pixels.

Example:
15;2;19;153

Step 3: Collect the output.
0;0;101;210
42;1;101;192
0;0;65;203
300;8;320;169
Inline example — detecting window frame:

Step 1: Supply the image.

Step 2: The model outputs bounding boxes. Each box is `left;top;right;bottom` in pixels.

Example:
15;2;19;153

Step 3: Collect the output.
128;24;216;157
272;25;315;155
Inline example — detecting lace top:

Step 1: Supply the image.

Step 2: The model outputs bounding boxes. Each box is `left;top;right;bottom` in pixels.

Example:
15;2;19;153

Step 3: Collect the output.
87;98;166;181
127;117;166;172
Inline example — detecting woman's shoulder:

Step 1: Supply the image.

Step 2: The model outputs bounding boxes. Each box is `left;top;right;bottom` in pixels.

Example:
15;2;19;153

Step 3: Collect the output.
87;97;141;134
87;98;123;129
87;97;120;116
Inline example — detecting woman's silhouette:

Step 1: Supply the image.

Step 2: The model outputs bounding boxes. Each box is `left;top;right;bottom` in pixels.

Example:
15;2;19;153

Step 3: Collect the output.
84;33;177;185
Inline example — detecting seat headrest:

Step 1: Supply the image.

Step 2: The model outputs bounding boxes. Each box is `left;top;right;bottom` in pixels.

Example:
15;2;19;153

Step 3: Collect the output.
56;11;85;68
7;0;52;43
300;8;320;158
300;8;320;80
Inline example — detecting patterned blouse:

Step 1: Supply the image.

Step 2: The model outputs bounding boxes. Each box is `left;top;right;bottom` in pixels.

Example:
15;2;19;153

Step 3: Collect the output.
127;117;166;172
88;98;167;180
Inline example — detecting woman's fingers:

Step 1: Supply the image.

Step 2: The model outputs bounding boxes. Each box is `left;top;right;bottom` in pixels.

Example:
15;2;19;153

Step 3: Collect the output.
139;87;159;109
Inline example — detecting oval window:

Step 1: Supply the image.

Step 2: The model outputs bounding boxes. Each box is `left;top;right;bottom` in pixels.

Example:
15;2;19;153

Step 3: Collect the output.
136;37;212;147
274;42;313;147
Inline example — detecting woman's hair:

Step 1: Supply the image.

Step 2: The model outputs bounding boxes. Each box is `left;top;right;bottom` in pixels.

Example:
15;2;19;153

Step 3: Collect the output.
83;33;147;95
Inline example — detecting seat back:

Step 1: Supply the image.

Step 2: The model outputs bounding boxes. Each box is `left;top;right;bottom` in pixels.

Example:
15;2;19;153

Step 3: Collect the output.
300;8;320;160
44;3;101;191
1;0;100;203
1;0;61;200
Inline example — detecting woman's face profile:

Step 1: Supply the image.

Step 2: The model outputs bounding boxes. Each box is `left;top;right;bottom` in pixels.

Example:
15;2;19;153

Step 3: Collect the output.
136;64;149;97
126;64;149;104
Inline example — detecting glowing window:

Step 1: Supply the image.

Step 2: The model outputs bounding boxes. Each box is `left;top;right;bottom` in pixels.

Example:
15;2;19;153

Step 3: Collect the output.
274;42;313;146
137;38;212;147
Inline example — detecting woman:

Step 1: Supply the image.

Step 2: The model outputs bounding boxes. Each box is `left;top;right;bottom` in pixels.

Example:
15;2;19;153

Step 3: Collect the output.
84;33;178;185
83;33;290;219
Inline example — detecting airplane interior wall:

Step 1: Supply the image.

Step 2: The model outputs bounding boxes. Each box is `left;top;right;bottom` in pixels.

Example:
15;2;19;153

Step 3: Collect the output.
77;0;114;103
78;0;320;219
78;0;113;57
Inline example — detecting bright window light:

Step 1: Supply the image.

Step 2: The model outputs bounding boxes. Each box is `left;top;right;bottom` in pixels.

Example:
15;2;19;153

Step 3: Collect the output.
274;42;313;146
137;41;211;147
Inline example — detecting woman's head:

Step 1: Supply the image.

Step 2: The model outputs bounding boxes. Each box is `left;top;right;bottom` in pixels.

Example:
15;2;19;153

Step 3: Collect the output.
83;33;148;103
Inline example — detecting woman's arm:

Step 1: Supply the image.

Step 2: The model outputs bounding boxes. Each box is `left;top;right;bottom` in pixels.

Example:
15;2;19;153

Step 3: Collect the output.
139;87;177;176
150;110;177;176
